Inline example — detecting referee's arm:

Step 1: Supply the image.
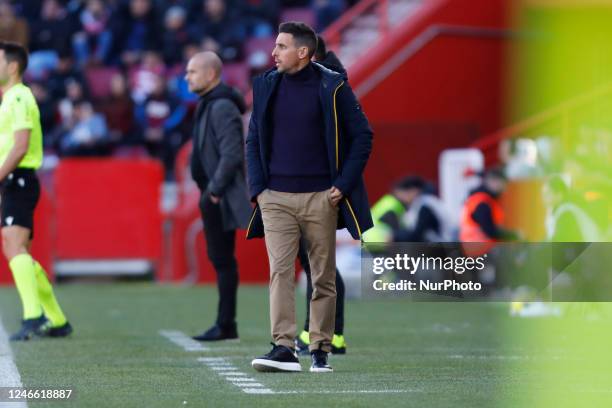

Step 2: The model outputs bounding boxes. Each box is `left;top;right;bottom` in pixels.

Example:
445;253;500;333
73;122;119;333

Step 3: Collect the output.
0;129;30;181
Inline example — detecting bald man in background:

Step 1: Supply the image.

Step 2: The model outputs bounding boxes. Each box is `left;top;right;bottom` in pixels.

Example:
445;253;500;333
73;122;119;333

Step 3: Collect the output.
186;52;252;341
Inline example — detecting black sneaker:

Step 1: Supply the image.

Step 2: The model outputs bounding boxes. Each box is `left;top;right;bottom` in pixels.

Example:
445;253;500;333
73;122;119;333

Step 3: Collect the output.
252;343;302;372
47;322;73;338
310;349;333;373
193;324;238;341
10;315;48;341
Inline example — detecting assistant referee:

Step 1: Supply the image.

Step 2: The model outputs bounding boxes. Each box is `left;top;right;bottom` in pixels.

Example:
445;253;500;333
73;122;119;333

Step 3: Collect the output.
0;41;72;341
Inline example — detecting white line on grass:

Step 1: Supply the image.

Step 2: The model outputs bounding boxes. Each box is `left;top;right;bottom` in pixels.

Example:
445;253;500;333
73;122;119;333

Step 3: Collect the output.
163;329;419;396
159;330;209;352
277;390;420;394
233;382;264;388
197;357;274;394
0;314;28;408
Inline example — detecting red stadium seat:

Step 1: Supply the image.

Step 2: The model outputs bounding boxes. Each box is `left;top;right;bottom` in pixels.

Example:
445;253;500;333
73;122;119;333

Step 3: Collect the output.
280;8;317;29
222;63;250;93
244;36;276;68
85;66;120;100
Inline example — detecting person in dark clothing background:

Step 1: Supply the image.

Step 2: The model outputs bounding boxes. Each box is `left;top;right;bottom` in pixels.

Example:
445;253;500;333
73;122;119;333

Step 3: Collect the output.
295;34;348;356
392;176;453;243
185;51;253;342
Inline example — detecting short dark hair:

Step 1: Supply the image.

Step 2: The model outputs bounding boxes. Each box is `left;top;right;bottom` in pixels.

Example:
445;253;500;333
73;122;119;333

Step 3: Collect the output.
394;176;425;191
314;34;327;61
0;41;28;76
279;21;318;58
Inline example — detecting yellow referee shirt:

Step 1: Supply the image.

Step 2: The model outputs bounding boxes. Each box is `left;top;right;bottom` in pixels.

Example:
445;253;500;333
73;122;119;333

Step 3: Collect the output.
0;83;43;169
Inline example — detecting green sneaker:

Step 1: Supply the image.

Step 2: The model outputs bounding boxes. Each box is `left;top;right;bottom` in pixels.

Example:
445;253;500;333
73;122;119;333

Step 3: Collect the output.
331;334;347;355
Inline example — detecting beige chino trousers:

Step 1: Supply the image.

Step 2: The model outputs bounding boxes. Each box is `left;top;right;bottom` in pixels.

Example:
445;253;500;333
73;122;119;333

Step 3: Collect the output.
258;189;338;353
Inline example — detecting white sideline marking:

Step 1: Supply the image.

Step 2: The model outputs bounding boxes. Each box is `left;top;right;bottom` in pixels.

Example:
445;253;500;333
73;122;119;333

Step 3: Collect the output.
218;372;247;377
211;366;238;371
233;382;264;388
242;388;276;394
159;330;209;352
274;390;420;394
197;357;269;394
0;314;28;408
163;330;422;396
227;377;257;382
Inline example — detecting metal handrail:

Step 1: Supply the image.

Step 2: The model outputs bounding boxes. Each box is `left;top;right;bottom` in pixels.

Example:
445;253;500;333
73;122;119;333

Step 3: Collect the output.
323;0;388;49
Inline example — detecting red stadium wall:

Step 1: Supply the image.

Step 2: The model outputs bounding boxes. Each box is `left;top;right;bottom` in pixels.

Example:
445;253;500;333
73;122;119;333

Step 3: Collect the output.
53;159;164;261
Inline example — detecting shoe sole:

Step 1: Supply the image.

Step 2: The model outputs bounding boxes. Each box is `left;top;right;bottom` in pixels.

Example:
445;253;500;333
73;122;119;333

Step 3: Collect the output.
251;359;301;372
309;366;333;373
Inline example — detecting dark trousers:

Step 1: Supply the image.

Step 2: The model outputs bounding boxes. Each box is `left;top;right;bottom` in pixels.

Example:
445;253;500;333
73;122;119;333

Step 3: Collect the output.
298;237;345;335
200;198;238;330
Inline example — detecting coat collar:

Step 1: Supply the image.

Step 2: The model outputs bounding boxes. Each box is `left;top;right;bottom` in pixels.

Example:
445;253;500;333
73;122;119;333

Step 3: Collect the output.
260;62;345;90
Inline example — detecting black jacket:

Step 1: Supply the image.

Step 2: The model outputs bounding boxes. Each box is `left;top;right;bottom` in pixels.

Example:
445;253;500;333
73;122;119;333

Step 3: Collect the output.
191;82;252;231
245;63;374;240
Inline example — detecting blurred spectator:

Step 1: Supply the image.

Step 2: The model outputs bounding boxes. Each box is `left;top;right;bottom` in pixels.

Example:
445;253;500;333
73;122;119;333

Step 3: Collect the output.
28;0;78;78
153;0;196;16
97;73;137;143
72;0;113;67
460;168;520;255
30;81;57;141
14;0;45;21
57;78;89;129
362;180;411;243
363;176;453;243
136;75;188;177
60;99;111;156
189;0;245;61
392;177;455;242
281;0;309;6
544;176;602;242
237;0;279;37
167;42;200;105
47;51;87;100
0;0;29;46
161;6;192;65
130;50;166;104
110;0;160;66
313;0;345;31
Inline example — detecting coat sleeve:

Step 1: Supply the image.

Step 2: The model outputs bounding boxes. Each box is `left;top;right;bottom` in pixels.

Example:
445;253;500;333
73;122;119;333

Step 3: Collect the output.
205;100;244;197
245;97;266;202
333;81;373;195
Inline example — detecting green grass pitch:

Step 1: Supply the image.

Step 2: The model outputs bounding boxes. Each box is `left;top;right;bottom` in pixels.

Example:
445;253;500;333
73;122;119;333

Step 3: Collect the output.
1;284;612;407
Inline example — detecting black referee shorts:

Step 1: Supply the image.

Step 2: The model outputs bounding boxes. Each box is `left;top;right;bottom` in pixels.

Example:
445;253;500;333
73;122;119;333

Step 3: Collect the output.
0;168;40;238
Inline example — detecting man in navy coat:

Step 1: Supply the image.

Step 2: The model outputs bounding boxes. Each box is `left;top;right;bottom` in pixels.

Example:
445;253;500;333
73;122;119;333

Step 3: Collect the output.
246;22;373;373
